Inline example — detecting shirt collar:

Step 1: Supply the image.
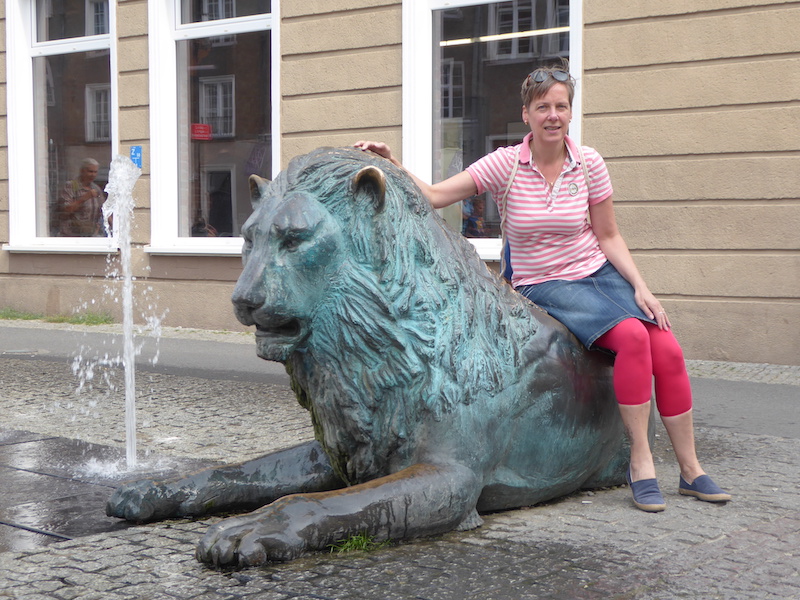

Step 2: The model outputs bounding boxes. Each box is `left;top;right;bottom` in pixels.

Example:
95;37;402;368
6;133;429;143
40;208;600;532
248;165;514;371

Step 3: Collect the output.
520;132;580;170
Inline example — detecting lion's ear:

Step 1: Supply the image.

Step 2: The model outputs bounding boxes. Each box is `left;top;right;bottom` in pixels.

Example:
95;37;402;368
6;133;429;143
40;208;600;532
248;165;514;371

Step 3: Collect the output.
352;166;386;213
249;175;272;209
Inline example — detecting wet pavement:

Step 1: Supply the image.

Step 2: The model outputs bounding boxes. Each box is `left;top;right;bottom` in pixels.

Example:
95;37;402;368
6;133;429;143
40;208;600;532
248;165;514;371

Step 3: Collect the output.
1;320;799;599
0;429;217;553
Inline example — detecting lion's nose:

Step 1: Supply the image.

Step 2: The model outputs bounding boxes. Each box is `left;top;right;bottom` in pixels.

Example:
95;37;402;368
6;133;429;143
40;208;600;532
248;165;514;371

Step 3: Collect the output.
231;275;266;325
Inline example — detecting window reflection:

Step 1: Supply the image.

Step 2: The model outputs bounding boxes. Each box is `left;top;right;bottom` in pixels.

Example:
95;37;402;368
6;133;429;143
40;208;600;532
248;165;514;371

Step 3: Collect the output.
177;31;271;237
433;1;569;239
181;0;271;24
34;53;112;237
36;0;109;42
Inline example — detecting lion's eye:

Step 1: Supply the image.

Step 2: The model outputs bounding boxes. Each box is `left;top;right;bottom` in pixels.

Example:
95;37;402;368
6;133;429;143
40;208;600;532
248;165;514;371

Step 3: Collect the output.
279;229;311;252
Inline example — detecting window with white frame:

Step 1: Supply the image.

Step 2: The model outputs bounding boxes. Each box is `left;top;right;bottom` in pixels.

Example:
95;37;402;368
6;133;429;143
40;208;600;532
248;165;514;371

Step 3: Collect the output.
402;0;580;257
6;0;115;245
148;0;275;249
441;59;464;119
86;0;109;36
86;84;111;142
202;0;234;21
199;76;235;138
35;0;109;41
490;0;536;60
201;0;236;44
183;0;267;23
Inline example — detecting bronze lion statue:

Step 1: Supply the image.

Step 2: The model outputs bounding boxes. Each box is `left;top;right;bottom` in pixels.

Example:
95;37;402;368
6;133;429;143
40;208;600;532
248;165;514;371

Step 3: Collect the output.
107;146;629;568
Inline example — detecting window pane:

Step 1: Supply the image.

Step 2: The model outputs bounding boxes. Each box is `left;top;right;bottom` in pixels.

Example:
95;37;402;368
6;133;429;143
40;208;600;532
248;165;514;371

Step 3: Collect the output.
433;1;569;239
177;30;271;237
34;52;112;237
36;0;109;41
181;0;271;24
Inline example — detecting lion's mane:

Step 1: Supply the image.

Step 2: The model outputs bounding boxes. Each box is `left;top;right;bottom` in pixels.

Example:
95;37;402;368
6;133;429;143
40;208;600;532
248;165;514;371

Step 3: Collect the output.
279;147;546;484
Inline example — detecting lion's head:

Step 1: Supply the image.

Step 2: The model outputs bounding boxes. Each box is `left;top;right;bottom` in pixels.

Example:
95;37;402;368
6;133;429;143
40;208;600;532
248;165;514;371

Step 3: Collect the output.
232;147;543;482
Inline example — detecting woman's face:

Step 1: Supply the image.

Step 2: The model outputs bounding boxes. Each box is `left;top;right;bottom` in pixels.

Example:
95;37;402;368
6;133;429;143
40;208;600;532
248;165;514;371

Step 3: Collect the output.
522;82;572;144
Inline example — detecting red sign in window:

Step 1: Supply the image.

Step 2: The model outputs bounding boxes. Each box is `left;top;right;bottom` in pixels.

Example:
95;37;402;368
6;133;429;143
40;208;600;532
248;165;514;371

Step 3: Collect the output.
191;123;213;140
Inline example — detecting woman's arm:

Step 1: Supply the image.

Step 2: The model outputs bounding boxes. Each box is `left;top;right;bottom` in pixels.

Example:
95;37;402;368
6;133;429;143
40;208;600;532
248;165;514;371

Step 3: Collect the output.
588;197;671;330
353;141;477;209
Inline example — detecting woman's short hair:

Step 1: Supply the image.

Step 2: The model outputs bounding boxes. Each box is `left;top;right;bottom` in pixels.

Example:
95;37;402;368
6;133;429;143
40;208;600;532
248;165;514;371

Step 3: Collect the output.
520;59;575;107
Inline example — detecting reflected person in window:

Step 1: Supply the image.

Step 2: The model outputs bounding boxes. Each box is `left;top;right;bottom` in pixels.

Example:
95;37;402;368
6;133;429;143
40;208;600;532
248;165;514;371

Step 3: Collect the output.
56;158;106;237
354;63;731;513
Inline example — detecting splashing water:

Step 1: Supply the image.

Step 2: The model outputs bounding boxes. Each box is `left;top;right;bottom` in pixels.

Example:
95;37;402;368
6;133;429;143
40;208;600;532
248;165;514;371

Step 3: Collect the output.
103;155;142;469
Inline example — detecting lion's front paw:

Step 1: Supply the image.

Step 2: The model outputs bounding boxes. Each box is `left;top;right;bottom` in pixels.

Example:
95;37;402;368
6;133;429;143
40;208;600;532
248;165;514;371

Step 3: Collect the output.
195;512;305;568
106;479;182;522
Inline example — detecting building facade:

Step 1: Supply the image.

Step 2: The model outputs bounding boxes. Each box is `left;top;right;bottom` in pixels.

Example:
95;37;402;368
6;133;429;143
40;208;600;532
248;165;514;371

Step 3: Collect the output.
1;0;798;365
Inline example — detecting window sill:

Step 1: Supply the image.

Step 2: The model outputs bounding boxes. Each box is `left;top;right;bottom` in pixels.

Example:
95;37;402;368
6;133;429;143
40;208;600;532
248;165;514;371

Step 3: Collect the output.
145;240;243;256
2;241;118;254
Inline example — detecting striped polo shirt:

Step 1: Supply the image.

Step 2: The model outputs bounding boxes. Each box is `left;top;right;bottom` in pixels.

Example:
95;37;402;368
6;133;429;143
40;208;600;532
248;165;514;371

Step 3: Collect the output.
466;133;613;287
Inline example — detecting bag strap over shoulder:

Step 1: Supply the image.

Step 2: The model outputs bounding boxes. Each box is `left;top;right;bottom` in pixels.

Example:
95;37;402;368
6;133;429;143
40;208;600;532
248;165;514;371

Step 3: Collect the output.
499;146;521;280
576;144;591;188
500;147;521;211
498;142;591;282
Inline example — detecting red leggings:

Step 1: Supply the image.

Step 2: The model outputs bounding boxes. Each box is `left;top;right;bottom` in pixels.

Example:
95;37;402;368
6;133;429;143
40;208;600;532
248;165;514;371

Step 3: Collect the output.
596;318;692;417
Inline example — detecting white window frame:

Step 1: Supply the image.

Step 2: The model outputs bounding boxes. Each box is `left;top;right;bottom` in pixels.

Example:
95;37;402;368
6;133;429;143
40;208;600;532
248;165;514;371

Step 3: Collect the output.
488;0;536;61
86;0;110;36
86;83;112;142
402;0;582;261
441;58;464;119
5;0;118;253
147;0;279;255
201;0;234;22
201;0;236;44
199;75;235;139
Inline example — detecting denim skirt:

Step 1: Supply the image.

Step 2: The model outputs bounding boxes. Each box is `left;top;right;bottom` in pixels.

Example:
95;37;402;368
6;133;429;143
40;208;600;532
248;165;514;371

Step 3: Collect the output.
516;261;656;350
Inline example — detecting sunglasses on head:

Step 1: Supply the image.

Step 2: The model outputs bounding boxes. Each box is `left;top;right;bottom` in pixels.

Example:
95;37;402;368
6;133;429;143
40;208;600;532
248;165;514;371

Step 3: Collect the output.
529;69;570;83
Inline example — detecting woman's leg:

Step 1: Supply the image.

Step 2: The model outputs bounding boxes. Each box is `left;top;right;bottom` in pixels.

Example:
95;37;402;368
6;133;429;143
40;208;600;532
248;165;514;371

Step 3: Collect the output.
601;320;707;482
598;319;729;503
661;411;704;483
643;322;705;482
596;319;657;482
617;403;657;481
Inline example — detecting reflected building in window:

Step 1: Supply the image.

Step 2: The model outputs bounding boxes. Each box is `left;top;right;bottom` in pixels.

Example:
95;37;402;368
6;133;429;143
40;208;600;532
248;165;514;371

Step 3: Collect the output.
33;0;112;237
433;0;570;238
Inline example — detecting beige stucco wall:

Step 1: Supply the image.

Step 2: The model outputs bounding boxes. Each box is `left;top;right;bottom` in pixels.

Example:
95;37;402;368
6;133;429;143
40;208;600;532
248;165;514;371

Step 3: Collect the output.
583;1;800;364
1;0;797;363
281;0;403;162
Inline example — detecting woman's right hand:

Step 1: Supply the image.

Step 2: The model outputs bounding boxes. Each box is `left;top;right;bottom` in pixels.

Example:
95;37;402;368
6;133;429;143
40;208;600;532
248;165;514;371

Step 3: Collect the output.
355;140;476;209
353;140;396;164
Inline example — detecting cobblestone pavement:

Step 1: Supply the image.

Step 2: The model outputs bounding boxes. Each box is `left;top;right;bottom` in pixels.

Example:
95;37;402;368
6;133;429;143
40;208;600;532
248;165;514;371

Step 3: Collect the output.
0;323;799;599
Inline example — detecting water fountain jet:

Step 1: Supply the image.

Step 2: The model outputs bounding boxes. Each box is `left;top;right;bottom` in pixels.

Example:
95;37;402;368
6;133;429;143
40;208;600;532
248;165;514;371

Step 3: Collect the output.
103;155;141;469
